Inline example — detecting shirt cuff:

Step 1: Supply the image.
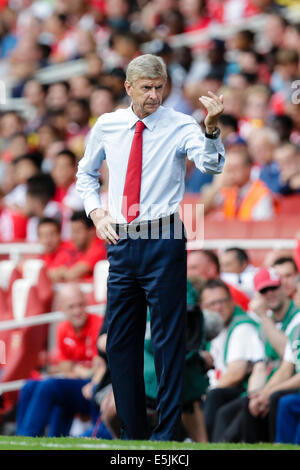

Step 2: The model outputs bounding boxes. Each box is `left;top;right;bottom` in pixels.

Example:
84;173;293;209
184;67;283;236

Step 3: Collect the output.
83;194;103;218
204;134;224;153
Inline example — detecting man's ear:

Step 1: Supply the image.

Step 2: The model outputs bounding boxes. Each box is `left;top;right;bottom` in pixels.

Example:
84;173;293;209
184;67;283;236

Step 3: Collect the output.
124;80;132;98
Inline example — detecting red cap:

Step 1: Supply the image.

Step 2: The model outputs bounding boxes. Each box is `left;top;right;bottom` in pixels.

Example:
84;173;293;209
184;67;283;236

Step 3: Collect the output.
254;268;281;292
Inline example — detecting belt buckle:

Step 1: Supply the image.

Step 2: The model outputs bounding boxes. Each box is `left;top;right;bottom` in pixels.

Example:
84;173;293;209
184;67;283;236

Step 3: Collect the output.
124;224;129;233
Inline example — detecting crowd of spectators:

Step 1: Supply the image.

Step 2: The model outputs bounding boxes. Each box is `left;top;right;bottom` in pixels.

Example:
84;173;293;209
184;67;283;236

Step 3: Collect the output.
0;0;300;445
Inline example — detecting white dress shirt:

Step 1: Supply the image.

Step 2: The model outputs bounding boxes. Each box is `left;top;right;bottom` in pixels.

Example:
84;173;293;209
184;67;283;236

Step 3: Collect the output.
76;105;225;223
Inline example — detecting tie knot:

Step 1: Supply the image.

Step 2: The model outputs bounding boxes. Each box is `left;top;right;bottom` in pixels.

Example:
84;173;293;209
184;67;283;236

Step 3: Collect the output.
135;121;146;133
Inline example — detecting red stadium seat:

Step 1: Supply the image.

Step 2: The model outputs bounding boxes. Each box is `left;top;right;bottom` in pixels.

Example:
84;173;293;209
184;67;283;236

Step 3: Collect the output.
277;194;300;215
0;280;48;414
22;259;53;312
93;260;109;304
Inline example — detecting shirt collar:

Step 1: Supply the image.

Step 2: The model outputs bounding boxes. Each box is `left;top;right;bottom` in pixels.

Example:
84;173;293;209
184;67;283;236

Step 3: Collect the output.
127;104;162;131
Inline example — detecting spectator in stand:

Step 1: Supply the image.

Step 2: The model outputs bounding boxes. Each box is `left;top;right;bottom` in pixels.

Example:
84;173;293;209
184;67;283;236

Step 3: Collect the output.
69;75;95;101
187;249;250;311
66;98;91;156
201;147;275;221
272;257;299;300
210;267;300;443
51;149;83;212
178;0;211;34
16;283;104;437
4;153;43;210
0;111;24;149
0;188;27;242
270;114;294;142
218;114;243;149
89;86;115;122
24;172;70;242
273;142;300;195
100;68;128;106
36;124;64;156
47;211;107;283
200;279;264;441
247;127;280;190
219;247;257;296
22;79;48;133
37;217;71;272
275;354;300;444
46;81;70;113
2;132;29;163
240;85;271;140
271;48;299;98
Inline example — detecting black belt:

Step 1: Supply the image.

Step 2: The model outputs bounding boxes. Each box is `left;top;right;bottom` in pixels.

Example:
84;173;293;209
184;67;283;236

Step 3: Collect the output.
114;213;177;235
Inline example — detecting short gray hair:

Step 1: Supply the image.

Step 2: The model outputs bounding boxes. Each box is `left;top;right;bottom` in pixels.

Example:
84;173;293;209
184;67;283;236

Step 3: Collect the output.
126;54;167;85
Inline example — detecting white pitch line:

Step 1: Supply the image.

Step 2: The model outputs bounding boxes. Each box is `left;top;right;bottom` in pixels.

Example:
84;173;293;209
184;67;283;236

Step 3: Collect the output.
0;439;168;450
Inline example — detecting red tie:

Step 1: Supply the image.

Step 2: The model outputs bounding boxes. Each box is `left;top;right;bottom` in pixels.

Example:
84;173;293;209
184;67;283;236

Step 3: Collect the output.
122;120;146;222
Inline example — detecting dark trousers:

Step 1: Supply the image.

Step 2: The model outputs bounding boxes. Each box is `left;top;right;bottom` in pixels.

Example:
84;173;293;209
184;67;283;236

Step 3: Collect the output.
203;386;244;441
16;378;99;437
276;393;300;444
212;395;245;442
241;389;298;443
106;220;187;441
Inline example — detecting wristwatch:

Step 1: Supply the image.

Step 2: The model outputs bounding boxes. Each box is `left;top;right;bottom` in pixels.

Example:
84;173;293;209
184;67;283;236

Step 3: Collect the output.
205;126;221;139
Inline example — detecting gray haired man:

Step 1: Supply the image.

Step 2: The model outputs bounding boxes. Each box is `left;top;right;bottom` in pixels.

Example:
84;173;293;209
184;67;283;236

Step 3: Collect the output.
76;54;225;441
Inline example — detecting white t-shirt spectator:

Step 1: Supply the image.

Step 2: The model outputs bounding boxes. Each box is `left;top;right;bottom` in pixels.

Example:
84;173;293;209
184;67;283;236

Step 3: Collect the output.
208;322;265;389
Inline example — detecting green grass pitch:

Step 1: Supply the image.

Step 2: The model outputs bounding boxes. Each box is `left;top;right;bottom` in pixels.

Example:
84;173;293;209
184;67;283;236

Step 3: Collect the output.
0;436;299;450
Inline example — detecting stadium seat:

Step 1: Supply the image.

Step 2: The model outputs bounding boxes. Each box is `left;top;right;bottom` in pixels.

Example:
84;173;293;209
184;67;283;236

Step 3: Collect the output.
0;260;19;291
22;259;53;312
0;280;48;413
93;260;109;304
22;259;45;284
277;194;300;215
0;286;9;321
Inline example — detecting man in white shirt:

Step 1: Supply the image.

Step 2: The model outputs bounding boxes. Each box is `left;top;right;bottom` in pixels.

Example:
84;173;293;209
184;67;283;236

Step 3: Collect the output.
199;278;264;440
76;54;225;441
220;246;257;297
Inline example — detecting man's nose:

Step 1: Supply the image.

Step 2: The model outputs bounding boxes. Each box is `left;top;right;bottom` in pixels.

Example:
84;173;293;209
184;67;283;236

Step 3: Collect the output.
149;88;158;100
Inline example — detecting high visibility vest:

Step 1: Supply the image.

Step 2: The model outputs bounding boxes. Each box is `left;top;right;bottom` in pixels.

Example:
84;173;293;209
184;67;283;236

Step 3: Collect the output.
222;180;271;221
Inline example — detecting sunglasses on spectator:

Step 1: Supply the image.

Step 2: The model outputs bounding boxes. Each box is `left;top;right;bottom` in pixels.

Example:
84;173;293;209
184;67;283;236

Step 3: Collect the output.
259;285;279;295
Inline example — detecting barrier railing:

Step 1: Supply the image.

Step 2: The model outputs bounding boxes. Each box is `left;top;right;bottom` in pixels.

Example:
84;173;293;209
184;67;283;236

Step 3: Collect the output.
0;304;105;333
0;243;44;262
187;239;296;251
0;303;105;393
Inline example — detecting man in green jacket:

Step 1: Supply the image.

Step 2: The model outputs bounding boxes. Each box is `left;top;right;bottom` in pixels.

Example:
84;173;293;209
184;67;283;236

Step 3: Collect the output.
199;278;264;440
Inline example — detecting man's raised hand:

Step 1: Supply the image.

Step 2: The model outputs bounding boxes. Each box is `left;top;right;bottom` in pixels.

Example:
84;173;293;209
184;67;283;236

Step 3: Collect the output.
199;91;224;133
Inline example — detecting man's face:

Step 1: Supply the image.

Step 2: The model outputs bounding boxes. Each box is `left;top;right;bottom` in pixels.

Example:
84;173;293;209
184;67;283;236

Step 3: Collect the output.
274;146;300;180
38;223;61;254
220;251;245;274
273;262;298;299
259;285;285;312
71;220;91;251
223;152;251;188
201;287;234;325
124;77;166;118
52;155;76;188
61;289;87;330
187;251;218;280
